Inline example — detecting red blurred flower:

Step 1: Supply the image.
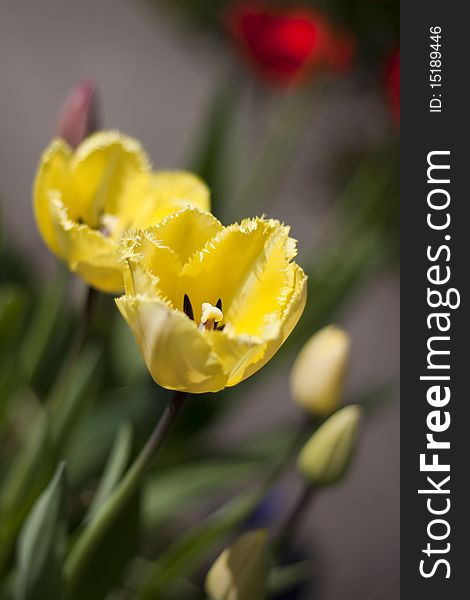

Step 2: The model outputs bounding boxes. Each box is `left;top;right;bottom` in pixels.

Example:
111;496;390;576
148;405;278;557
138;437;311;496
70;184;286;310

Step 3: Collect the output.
384;49;400;124
55;80;98;148
226;3;355;87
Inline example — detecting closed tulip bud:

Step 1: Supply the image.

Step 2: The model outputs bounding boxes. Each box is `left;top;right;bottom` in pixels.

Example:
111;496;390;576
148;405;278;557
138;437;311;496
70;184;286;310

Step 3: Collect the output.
205;530;269;600
297;405;362;486
55;80;98;148
290;325;350;416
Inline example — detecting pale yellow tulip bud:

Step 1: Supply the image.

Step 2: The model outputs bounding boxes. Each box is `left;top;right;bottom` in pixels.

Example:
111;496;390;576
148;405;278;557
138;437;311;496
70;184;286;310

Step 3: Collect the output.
205;530;269;600
297;405;362;486
290;325;351;416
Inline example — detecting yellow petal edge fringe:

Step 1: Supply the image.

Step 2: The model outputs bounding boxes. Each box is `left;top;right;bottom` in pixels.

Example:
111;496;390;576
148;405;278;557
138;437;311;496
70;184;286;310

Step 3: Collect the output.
33;131;210;292
116;208;307;393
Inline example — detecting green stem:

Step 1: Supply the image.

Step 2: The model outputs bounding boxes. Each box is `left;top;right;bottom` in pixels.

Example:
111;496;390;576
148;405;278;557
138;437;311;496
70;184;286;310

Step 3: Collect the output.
276;484;316;551
67;286;98;365
65;391;187;595
260;416;313;492
48;285;98;407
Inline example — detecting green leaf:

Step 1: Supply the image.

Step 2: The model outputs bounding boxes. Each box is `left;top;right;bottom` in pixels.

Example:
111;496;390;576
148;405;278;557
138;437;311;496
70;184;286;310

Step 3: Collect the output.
0;410;55;574
18;269;66;383
0;217;33;288
48;345;102;451
85;421;133;521
267;561;310;595
64;422;140;600
64;385;155;488
15;462;67;600
110;315;147;385
67;489;140;600
0;286;29;420
0;347;100;574
0;357;21;425
137;491;260;598
0;285;28;358
142;459;261;527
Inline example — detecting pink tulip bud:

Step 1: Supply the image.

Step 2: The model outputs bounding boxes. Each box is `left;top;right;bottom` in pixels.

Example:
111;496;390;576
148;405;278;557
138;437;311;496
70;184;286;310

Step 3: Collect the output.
55;80;98;148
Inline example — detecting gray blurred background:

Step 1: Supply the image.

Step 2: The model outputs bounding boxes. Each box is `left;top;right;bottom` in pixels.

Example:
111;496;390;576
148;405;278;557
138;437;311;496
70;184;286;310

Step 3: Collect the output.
0;1;399;598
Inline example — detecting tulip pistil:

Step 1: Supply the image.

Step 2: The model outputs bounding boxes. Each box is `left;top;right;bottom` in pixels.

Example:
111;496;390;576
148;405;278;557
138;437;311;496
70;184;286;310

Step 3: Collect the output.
199;302;223;331
183;295;224;331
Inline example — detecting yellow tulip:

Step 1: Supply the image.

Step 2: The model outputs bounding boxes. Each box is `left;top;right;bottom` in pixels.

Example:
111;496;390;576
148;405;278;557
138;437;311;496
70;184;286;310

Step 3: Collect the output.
116;208;307;393
33;131;210;293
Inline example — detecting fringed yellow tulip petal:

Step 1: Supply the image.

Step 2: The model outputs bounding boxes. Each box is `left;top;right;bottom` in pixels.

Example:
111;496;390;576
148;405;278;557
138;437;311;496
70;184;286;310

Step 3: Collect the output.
49;196;122;293
224;222;298;336
116;296;227;393
33;139;73;257
70;131;150;227
207;328;265;386
115;171;211;233
136;208;223;266
121;209;223;305
177;217;299;331
123;253;181;310
117;208;307;393
238;265;307;384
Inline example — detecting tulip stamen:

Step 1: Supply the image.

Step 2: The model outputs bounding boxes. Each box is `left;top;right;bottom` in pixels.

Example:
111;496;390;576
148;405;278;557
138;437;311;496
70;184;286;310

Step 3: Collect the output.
183;294;194;321
199;302;223;331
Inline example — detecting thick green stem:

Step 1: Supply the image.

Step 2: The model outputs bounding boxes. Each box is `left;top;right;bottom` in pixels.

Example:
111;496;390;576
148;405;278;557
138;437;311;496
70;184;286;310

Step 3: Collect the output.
65;391;187;595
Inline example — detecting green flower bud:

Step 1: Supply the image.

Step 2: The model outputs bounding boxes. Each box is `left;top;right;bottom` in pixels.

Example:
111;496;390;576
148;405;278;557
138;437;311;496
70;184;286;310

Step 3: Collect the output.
290;325;351;416
205;530;269;600
297;405;362;486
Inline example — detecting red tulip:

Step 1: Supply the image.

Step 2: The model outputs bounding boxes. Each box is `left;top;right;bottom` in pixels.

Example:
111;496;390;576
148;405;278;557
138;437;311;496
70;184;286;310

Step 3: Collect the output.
226;3;355;87
385;49;400;124
55;80;98;148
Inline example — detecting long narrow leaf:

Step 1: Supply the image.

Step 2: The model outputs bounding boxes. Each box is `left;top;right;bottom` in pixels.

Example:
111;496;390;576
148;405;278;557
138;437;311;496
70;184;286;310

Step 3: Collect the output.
19;270;66;382
0;410;54;574
85;421;133;521
15;462;67;600
142;458;261;528
49;345;102;451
